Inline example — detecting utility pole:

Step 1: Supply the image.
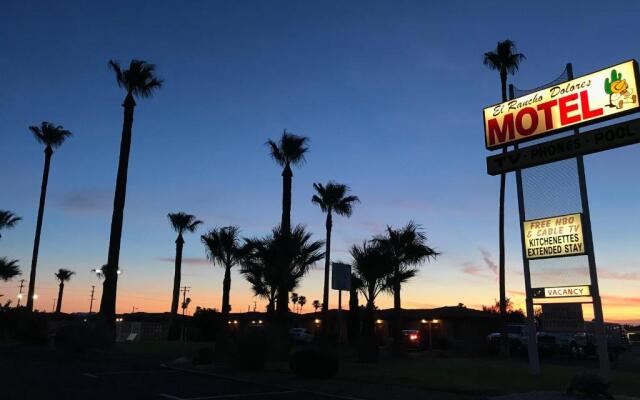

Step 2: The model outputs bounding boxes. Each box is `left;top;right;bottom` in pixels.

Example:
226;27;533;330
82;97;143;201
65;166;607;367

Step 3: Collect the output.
180;286;191;316
16;279;25;307
89;285;96;313
180;286;191;342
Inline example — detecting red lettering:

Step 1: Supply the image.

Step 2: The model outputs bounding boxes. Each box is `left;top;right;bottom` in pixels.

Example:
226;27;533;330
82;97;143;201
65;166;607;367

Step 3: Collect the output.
516;107;538;136
580;90;603;119
487;114;514;146
536;99;558;130
559;93;581;125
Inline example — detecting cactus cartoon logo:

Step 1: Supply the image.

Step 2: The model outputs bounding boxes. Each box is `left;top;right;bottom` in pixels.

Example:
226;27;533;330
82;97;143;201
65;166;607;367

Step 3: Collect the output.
604;68;637;109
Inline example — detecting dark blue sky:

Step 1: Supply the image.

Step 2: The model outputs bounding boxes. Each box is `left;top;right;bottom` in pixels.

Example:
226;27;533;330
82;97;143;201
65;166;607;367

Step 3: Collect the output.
1;1;639;320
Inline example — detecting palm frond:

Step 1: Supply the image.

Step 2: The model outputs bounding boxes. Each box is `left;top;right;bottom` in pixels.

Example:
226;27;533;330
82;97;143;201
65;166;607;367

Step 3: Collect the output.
312;181;359;217
54;268;75;282
0;258;21;281
201;226;243;269
109;59;163;98
266;130;309;167
168;212;202;235
0;210;21;238
483;40;525;76
28;122;72;149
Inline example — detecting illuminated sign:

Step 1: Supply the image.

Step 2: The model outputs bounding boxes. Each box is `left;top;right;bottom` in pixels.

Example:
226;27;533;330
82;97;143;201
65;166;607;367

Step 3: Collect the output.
532;285;591;298
523;213;585;259
484;60;640;149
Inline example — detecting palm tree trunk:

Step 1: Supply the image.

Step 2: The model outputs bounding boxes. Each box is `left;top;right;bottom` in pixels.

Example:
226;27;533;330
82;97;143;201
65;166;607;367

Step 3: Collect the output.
498;69;510;358
26;145;52;311
171;235;184;315
321;212;332;335
222;263;231;315
100;92;136;341
277;163;293;317
56;282;64;313
392;267;403;356
281;163;292;234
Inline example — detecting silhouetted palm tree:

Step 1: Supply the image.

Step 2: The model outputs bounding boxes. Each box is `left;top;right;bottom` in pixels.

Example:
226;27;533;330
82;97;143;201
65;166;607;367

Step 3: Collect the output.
54;268;75;313
0;210;21;239
100;60;163;335
484;40;525;357
290;292;299;311
26;122;72;311
374;221;439;355
350;241;393;338
201;226;243;316
242;225;324;315
0;258;21;281
298;295;306;313
312;299;321;313
312;182;359;327
267;131;309;316
168;213;202;316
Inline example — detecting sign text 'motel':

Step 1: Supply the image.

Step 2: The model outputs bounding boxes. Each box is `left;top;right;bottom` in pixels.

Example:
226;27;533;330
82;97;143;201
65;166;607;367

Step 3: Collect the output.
486;117;640;175
483;60;640;150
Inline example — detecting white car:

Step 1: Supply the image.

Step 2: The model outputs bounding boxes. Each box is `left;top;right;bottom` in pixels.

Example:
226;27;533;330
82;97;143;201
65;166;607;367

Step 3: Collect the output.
289;328;314;343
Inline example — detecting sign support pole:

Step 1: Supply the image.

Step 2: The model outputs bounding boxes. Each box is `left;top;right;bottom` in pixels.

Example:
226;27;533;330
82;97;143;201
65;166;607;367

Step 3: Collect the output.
567;64;612;379
510;84;541;376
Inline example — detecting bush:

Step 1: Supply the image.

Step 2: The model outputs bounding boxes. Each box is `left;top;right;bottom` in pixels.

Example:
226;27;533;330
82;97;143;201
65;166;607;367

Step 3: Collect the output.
567;373;614;400
194;346;215;365
290;346;339;378
356;336;379;362
54;323;94;353
2;309;51;345
231;330;268;371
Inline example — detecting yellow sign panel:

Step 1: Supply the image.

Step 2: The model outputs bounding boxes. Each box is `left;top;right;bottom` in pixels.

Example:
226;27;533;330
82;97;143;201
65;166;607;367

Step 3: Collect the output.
484;60;640;149
523;213;585;259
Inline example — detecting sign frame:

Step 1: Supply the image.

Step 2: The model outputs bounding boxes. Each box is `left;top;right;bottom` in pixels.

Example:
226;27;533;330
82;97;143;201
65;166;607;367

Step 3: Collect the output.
484;59;640;150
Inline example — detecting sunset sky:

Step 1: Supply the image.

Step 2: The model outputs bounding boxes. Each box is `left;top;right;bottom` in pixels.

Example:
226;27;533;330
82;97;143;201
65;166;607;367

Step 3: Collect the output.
1;1;638;324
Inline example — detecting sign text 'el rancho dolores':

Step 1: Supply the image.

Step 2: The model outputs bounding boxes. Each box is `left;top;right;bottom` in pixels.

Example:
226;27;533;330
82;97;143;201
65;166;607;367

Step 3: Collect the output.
484;60;640;149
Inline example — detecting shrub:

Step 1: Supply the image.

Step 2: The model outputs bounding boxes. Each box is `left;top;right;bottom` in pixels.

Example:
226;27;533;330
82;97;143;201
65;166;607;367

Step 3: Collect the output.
54;323;93;353
194;346;215;365
356;336;379;362
232;330;268;371
567;373;614;400
8;309;50;345
290;346;339;378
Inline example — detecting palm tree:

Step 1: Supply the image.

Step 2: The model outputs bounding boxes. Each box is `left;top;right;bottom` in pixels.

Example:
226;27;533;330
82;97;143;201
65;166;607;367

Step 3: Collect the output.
100;60;162;334
241;225;324;315
312;300;321;313
290;292;299;312
0;210;21;239
483;40;525;357
267;131;310;317
201;226;243;316
312;181;359;327
26;122;72;311
298;295;306;313
350;241;393;339
0;258;21;281
54;268;75;313
168;213;202;317
375;221;439;355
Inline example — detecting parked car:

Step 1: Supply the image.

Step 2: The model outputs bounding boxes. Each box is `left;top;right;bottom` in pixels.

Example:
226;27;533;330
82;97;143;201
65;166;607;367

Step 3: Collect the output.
486;324;555;356
289;328;313;343
627;331;640;346
401;329;424;350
